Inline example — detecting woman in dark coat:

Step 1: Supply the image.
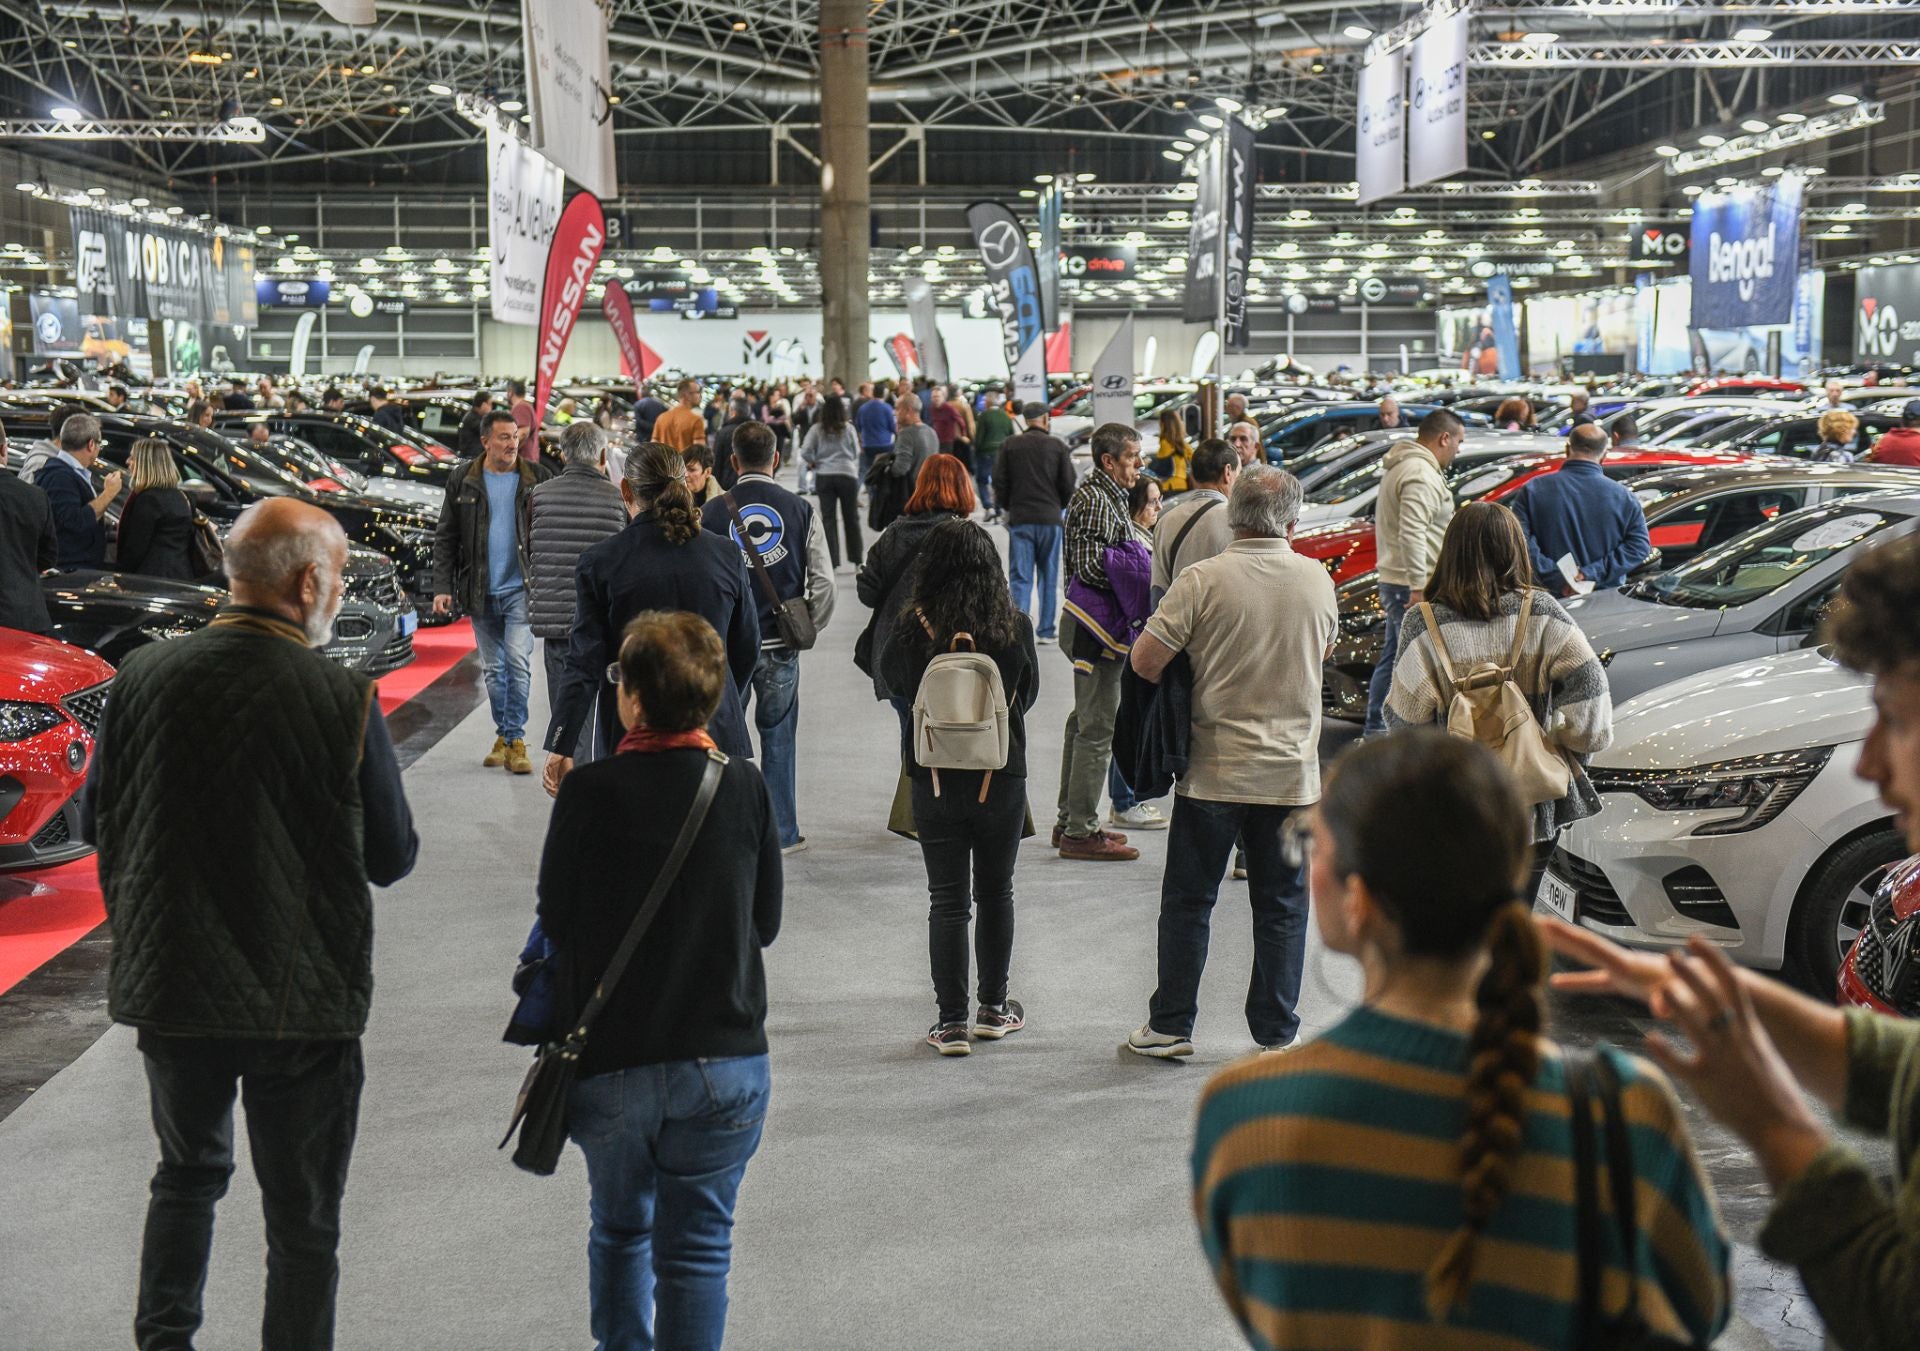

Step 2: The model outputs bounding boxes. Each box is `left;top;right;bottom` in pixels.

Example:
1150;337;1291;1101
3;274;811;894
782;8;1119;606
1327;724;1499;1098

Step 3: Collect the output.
116;437;197;581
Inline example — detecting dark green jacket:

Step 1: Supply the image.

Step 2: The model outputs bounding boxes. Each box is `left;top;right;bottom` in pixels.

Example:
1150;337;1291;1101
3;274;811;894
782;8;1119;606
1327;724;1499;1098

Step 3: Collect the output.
93;611;382;1039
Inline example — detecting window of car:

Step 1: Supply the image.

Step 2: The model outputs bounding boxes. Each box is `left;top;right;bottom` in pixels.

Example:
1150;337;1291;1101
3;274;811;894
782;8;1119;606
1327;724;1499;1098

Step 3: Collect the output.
1780;576;1845;636
1631;502;1903;609
1645;487;1809;565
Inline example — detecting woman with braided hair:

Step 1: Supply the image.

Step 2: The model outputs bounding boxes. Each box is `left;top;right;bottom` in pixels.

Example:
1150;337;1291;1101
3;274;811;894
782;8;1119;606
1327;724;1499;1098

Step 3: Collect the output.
1191;729;1729;1349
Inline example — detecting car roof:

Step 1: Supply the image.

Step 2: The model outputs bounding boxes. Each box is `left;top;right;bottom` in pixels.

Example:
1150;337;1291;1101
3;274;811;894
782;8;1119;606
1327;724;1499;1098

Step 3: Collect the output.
1627;459;1920;497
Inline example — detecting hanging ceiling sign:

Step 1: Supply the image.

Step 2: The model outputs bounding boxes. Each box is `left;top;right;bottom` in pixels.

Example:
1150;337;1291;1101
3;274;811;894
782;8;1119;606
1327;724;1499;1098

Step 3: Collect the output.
1689;174;1804;329
1632;223;1691;265
1060;245;1137;280
70;207;256;326
522;0;617;199
486;123;564;325
1406;8;1468;189
1356;47;1406;205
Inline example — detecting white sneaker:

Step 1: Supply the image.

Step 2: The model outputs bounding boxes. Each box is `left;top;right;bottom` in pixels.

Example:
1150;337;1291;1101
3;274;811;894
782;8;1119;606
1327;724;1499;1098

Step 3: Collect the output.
1109;803;1168;831
1127;1024;1195;1059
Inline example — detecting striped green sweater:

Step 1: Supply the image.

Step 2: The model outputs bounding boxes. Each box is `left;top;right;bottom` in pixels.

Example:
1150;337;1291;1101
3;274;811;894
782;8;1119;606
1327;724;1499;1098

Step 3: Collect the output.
1192;1006;1729;1351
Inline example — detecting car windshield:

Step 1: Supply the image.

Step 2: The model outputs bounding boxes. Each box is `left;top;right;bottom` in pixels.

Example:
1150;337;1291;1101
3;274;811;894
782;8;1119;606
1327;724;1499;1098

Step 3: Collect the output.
1686;416;1775;449
1629;501;1905;608
1306;460;1385;505
266;435;368;491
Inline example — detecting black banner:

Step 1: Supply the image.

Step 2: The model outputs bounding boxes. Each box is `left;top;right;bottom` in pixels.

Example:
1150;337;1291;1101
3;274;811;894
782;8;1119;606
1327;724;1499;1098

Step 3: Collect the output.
1182;135;1224;325
1036;184;1063;335
70;207;257;326
965;200;1045;374
1061;244;1137;281
1632;222;1690;267
1223;118;1256;350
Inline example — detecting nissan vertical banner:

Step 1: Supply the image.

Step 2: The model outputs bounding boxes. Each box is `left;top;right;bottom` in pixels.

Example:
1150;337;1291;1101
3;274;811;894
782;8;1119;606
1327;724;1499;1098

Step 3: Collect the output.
1688;173;1804;329
1222;118;1256;350
1406;9;1468;189
1182;133;1224;324
966;200;1045;387
488;124;564;324
521;0;617;200
601;282;653;381
534;193;607;417
1356;46;1406;205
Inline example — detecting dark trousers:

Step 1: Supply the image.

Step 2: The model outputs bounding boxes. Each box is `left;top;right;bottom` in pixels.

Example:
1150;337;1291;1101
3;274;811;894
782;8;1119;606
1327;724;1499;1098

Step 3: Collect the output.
544;638;596;763
1148;797;1311;1049
911;770;1025;1025
815;473;863;567
136;1032;363;1351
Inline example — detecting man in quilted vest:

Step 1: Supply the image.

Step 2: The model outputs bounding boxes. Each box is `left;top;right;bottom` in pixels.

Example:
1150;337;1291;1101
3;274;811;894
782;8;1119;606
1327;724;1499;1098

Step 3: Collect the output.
80;498;418;1351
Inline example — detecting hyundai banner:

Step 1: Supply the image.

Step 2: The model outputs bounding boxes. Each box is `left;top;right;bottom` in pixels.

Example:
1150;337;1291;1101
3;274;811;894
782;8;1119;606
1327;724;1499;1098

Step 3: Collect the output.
1356;46;1406;205
533;192;607;417
1855;263;1920;367
487;124;565;325
966;200;1045;384
1688;174;1803;329
70;206;257;326
1406;9;1468;189
1222;118;1257;351
1182;133;1224;325
1089;316;1135;429
521;0;617;200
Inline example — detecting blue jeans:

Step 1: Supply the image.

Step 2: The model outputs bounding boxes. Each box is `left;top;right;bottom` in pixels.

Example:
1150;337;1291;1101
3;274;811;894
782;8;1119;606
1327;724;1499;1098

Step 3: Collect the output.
1108;757;1137;814
750;647;801;847
1147;796;1311;1048
568;1056;771;1351
974;449;998;513
1363;582;1411;736
1006;523;1063;640
471;587;533;742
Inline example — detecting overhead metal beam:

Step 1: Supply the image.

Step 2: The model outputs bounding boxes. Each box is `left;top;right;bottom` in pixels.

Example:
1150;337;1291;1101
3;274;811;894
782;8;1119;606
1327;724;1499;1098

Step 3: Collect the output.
1473;40;1920;67
0;117;267;143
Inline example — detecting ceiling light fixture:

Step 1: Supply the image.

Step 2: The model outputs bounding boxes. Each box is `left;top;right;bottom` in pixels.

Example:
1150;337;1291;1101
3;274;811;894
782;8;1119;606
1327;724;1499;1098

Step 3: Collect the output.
1697;134;1726;147
1829;93;1861;106
1667;98;1884;175
50;106;80;122
1343;24;1373;40
1197;113;1224;129
1214;96;1243;113
499;98;524;112
1521;31;1559;45
427;83;453;96
1776;112;1806;124
1733;26;1773;42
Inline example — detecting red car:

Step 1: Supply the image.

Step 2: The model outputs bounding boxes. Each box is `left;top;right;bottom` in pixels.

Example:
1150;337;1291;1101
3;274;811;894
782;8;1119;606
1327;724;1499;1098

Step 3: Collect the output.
1293;449;1758;583
0;628;113;871
1839;853;1920;1015
1684;376;1806;398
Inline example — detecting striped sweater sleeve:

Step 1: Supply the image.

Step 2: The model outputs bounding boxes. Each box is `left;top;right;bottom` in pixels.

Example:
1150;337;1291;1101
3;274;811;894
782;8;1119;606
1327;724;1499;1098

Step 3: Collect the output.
1537;596;1611;757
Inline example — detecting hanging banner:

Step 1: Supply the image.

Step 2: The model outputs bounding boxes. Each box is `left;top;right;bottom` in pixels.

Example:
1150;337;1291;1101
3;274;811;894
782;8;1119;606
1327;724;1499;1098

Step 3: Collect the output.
601;282;652;382
1089;315;1135;429
533;192;607;418
966;200;1045;381
1407;10;1468;189
1182;133;1225;324
289;311;318;379
1223;118;1257;351
904;278;950;385
521;0;617;200
70;207;257;326
1688;174;1803;329
1487;273;1521;380
1036;183;1064;335
1356;47;1406;205
1855;263;1920;366
487;124;565;325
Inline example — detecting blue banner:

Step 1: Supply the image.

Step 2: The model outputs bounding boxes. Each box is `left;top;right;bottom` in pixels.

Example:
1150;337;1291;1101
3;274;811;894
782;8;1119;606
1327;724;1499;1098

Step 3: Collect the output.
1487;274;1520;379
1688;175;1803;329
257;278;329;308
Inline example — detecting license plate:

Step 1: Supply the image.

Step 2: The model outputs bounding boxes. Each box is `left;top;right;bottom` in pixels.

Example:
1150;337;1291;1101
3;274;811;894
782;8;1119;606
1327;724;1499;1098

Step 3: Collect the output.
1536;871;1577;922
398;610;419;637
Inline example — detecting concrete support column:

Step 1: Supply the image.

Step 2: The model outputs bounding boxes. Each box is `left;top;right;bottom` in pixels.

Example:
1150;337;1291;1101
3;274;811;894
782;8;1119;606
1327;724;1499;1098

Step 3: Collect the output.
819;0;871;387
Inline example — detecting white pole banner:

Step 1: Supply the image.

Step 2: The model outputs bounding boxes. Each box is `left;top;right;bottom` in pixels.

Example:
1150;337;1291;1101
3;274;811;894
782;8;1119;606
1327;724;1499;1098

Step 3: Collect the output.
1356;47;1406;206
353;344;375;375
1090;315;1135;429
522;0;618;200
1013;336;1047;404
316;0;376;20
1407;10;1468;189
487;123;565;326
289;311;317;379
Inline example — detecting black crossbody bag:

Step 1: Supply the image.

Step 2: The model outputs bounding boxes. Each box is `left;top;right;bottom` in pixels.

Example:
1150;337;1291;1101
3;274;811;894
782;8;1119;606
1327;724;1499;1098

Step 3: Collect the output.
499;750;727;1176
723;492;818;651
1567;1049;1704;1351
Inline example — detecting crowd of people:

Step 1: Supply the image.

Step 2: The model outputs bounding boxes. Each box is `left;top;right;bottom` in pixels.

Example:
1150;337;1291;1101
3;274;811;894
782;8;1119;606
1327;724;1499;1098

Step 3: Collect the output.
56;372;1920;1351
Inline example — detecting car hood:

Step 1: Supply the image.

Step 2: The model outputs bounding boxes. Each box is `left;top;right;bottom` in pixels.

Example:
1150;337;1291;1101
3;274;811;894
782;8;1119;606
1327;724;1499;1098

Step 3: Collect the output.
0;626;116;698
43;570;226;624
1561;586;1725;651
1599;648;1870;769
1294;520;1373;559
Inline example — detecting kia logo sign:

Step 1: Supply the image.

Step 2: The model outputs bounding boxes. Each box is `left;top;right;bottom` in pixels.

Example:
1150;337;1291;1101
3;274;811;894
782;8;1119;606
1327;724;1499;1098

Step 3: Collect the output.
978;219;1024;271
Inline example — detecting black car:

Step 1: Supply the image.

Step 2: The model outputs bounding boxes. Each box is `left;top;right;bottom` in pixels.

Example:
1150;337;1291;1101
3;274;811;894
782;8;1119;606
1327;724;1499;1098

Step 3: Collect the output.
41;570;223;666
1689;410;1905;460
216;410;461;489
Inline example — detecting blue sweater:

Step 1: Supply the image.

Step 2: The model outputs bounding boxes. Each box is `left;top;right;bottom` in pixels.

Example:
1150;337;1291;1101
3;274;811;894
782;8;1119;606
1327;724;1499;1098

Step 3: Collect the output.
855;398;896;449
1509;459;1651;593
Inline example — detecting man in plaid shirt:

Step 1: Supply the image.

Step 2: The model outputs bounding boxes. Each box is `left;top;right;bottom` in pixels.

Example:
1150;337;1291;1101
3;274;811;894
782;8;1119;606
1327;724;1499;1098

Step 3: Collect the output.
1055;422;1145;862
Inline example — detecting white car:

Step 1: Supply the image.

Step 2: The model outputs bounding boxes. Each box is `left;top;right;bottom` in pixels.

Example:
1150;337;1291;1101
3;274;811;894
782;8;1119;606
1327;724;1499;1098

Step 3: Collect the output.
1541;648;1904;993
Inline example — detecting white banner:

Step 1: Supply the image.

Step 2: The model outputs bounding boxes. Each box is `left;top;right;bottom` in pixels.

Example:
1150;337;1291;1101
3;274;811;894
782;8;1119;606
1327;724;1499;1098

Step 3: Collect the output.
1090;316;1135;429
289;311;317;379
1356;48;1406;206
1407;11;1468;189
487;124;564;326
522;0;617;200
1013;336;1046;404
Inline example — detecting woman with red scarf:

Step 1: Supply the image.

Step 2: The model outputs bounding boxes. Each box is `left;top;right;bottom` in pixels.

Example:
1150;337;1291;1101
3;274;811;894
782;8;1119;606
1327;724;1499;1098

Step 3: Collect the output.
533;609;783;1351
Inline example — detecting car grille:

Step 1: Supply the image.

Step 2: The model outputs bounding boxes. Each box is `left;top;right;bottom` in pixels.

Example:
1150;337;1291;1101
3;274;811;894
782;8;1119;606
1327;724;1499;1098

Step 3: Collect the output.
31;810;70;849
367;627;416;677
1854;897;1920;1016
61;680;111;738
344;567;405;608
1549;847;1633;927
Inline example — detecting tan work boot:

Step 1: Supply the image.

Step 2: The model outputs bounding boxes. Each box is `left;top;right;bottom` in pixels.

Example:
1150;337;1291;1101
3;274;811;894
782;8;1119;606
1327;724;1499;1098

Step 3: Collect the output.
505;740;534;775
483;736;509;768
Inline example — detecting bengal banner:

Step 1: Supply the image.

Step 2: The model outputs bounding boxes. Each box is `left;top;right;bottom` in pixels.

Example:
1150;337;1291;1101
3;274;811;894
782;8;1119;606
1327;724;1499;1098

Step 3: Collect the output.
534;192;607;418
601;283;659;381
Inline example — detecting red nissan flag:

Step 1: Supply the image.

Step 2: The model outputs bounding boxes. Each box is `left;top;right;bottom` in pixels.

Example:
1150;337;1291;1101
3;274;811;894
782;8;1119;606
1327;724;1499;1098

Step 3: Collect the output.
533;192;607;420
602;281;660;382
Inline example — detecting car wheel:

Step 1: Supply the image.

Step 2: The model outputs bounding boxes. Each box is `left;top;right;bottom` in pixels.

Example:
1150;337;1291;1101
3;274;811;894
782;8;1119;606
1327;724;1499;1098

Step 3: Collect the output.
1786;827;1906;995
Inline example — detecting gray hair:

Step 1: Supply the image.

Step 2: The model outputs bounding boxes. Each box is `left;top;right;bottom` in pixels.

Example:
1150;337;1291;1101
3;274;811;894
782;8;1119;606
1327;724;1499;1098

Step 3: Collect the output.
58;413;101;453
224;503;340;591
896;392;921;415
1227;465;1303;537
559;421;607;469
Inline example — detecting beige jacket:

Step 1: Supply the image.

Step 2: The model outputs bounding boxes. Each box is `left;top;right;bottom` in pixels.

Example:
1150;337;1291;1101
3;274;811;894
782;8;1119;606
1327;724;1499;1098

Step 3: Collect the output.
1375;439;1454;588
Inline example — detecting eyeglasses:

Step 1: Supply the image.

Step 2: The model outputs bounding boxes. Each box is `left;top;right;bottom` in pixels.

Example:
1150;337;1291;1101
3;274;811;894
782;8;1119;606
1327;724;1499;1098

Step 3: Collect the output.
605;662;623;687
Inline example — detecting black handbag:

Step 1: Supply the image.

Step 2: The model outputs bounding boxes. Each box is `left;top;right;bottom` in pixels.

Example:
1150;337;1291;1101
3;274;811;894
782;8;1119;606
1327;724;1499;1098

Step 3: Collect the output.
722;492;818;651
187;505;224;578
1567;1049;1705;1351
499;749;728;1176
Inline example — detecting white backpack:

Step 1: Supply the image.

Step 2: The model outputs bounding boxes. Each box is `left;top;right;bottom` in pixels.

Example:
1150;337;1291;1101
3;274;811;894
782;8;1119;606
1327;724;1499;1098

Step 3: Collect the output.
911;616;1010;802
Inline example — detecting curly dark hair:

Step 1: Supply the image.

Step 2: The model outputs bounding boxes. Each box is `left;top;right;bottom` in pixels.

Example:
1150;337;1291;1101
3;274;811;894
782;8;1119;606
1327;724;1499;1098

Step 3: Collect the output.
1825;531;1920;674
901;518;1020;654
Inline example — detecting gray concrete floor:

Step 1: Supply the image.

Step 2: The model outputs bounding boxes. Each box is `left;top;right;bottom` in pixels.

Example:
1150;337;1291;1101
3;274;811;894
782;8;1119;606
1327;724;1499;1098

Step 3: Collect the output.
0;520;1879;1349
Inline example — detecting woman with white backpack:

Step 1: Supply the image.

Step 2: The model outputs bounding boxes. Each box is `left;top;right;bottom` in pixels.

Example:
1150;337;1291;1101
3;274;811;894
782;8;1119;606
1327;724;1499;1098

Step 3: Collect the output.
1385;502;1613;890
880;519;1041;1056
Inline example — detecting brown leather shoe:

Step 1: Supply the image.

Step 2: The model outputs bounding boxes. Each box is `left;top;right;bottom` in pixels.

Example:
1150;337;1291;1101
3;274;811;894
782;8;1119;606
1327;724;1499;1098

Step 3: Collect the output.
482;736;508;768
505;739;533;774
1053;825;1126;848
1058;831;1139;861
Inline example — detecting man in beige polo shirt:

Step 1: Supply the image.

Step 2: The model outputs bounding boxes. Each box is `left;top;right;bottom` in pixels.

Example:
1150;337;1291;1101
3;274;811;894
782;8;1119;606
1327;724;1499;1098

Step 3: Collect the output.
1122;465;1337;1058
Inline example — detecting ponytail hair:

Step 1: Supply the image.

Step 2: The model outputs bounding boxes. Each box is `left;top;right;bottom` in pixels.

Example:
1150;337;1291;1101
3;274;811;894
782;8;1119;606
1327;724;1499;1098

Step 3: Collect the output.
624;440;700;545
1316;728;1538;1321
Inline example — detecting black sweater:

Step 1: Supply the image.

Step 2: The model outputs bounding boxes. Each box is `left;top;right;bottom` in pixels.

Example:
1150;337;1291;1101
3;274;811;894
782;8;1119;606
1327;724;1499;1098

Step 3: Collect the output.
116;487;196;581
537;748;782;1075
879;614;1040;779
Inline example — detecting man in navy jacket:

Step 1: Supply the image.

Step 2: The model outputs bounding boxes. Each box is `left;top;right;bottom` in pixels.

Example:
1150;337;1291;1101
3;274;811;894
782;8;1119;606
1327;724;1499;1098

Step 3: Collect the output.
37;413;121;570
1509;423;1652;595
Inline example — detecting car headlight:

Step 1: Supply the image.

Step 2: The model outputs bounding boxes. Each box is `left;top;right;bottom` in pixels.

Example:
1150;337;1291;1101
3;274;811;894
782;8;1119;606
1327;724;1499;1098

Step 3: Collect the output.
0;701;66;742
1588;745;1834;837
140;618;200;641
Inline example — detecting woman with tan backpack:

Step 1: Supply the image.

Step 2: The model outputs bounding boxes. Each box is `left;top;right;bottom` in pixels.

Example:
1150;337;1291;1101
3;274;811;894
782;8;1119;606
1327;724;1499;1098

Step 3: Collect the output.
1384;501;1613;890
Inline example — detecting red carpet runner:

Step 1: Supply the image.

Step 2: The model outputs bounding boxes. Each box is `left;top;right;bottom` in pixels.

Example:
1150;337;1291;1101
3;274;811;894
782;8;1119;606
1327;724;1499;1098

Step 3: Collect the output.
0;620;477;995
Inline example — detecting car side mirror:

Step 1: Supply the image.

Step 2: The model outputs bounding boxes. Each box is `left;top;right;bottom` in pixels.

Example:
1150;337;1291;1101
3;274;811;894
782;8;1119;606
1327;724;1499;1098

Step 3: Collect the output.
1629;547;1664;577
